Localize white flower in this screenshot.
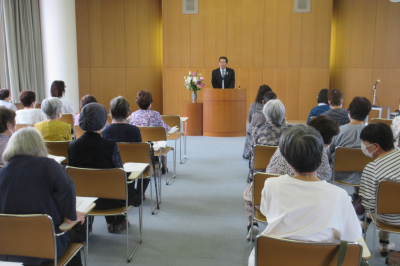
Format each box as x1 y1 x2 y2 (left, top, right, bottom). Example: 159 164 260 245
188 71 191 76
193 77 198 83
185 76 191 83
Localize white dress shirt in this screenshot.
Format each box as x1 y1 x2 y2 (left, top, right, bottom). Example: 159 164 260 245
16 108 46 125
0 100 17 112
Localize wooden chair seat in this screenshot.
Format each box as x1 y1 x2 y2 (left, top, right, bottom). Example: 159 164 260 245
371 213 400 234
167 132 181 140
334 180 360 187
91 206 131 216
42 243 83 266
254 207 266 222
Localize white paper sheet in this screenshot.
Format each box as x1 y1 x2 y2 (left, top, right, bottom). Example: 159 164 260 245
47 154 66 164
76 197 97 213
123 163 148 173
0 262 24 265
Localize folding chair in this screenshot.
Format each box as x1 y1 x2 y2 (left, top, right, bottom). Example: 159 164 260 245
74 124 85 139
139 126 176 185
45 141 71 164
333 147 374 186
59 114 74 133
370 118 393 127
14 103 24 110
370 180 400 266
107 114 112 125
249 172 279 250
117 142 161 214
161 115 186 164
255 235 362 266
252 145 278 179
0 214 85 266
66 167 142 262
16 124 33 131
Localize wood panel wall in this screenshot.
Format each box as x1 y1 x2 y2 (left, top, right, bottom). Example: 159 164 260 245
162 0 333 120
75 0 163 113
330 0 400 114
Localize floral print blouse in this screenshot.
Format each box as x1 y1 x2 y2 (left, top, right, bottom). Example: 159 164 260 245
391 116 400 147
129 109 171 131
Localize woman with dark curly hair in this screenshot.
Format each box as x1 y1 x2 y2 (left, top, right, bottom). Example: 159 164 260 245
243 84 272 159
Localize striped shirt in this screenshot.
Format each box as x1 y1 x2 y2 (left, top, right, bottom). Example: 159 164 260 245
34 120 72 141
359 149 400 225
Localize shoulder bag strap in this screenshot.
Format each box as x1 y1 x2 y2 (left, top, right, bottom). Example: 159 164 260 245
337 241 348 266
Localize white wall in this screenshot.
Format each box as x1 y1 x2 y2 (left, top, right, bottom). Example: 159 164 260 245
40 0 79 112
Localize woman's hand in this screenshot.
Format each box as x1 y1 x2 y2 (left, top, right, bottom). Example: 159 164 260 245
64 211 86 225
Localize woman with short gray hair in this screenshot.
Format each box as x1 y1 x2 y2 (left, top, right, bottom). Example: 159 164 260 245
34 98 72 141
248 99 290 181
247 124 361 266
0 127 85 265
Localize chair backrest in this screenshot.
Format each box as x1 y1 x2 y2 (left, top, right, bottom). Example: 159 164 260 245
45 141 70 164
36 103 41 109
161 115 180 128
253 145 278 170
376 180 400 215
74 124 85 139
370 118 393 127
255 235 362 266
334 147 374 172
66 167 127 200
138 126 167 142
253 172 280 207
117 142 152 177
107 114 112 125
16 124 34 131
15 103 24 110
0 214 56 260
59 113 74 131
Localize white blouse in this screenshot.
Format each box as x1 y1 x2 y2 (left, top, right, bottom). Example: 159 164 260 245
16 109 46 125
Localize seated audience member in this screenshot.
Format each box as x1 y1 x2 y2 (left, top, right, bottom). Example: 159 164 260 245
248 99 291 181
244 116 339 240
321 89 350 125
102 96 147 199
0 127 85 266
68 103 141 233
51 80 76 120
307 88 330 123
359 123 400 257
327 97 371 198
250 91 277 129
0 107 16 164
243 85 272 159
16 90 45 125
35 98 72 141
0 88 17 111
74 94 97 125
130 90 170 174
248 125 361 266
391 116 400 147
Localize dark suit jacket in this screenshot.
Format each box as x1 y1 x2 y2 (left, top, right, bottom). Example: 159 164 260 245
212 67 235 88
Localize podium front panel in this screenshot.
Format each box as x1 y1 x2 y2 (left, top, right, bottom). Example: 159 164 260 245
203 89 246 137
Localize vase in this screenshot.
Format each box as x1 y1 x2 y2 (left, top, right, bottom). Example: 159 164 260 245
192 92 197 103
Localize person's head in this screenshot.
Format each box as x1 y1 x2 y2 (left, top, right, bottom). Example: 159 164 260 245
79 103 108 132
219 56 228 70
262 91 277 105
0 89 11 101
255 85 272 103
41 98 63 119
317 88 329 104
279 124 324 173
50 80 66 98
360 123 395 158
263 99 285 125
327 89 343 107
80 95 97 110
308 116 340 146
2 127 48 164
136 90 153 110
0 107 16 134
19 90 36 107
347 97 371 121
110 96 131 122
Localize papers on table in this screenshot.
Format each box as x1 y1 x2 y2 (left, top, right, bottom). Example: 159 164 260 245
180 117 189 122
167 126 178 135
76 197 97 213
358 237 371 259
123 163 148 173
48 154 66 164
0 262 23 265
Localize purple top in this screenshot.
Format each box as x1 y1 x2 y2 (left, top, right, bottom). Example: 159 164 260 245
130 109 171 131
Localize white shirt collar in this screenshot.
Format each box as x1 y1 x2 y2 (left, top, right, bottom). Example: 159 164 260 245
318 103 328 106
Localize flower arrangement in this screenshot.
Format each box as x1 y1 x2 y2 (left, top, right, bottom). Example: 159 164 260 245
184 71 205 94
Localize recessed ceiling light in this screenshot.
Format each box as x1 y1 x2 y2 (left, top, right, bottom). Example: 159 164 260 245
390 0 400 2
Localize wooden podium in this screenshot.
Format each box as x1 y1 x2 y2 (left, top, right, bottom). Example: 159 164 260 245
203 88 246 137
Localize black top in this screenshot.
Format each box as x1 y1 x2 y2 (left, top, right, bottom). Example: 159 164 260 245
0 156 76 265
102 123 142 143
211 67 235 88
68 131 116 169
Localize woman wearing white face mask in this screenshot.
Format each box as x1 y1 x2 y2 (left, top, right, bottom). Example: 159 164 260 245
34 98 72 141
0 106 16 164
359 123 400 257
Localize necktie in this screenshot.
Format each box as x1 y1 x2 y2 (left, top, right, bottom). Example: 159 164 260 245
222 69 225 89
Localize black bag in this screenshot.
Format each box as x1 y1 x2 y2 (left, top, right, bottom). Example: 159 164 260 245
352 197 365 215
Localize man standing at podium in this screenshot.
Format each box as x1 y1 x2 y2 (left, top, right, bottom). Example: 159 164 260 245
212 56 235 89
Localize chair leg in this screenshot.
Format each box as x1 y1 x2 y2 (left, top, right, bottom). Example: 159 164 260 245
166 148 177 185
372 219 376 266
126 203 142 262
85 215 89 265
150 176 154 215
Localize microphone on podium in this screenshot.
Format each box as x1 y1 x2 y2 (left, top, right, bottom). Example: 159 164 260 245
372 79 380 107
373 79 380 88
